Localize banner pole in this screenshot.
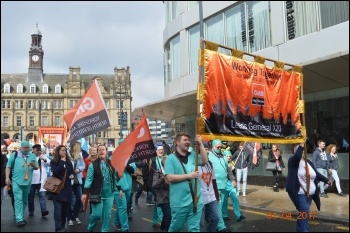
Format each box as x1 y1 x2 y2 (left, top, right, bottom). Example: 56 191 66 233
193 1 205 214
300 75 310 198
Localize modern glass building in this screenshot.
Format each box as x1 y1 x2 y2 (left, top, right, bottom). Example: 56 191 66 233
133 1 348 187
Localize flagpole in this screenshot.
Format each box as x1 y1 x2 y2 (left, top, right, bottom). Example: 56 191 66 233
300 74 310 198
194 1 205 213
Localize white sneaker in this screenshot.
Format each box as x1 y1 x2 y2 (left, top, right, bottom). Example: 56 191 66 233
68 220 74 226
75 218 81 224
243 192 246 197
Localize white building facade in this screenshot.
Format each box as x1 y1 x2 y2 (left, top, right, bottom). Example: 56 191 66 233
134 1 349 182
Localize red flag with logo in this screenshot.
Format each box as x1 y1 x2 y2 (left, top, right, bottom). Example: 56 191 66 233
111 114 157 178
63 79 111 143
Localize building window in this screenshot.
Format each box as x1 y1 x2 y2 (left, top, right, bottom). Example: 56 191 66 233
40 100 46 109
42 84 49 93
30 84 36 93
3 116 8 127
55 84 61 93
42 116 48 126
28 100 37 109
206 13 225 52
55 116 60 126
70 100 78 108
30 116 35 127
246 1 271 52
16 116 22 126
17 84 23 93
226 3 247 52
104 100 109 109
319 1 349 29
4 83 10 93
15 100 24 109
285 1 318 40
53 100 62 109
166 35 181 82
116 100 124 109
2 100 11 109
189 25 200 73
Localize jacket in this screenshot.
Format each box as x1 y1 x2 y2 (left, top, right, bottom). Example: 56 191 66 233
70 154 85 185
83 158 116 195
50 159 74 202
268 150 285 168
152 170 169 205
312 148 329 169
232 149 252 169
327 154 339 170
286 146 329 211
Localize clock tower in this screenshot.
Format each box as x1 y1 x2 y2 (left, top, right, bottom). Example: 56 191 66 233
28 23 44 83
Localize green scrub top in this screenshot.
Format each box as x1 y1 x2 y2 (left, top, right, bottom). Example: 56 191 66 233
208 151 228 190
6 151 38 186
164 152 202 208
85 162 116 198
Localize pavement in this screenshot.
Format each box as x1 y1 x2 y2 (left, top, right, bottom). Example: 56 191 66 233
236 185 349 225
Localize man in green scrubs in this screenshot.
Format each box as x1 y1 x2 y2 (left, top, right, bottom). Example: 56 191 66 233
164 133 208 232
5 141 39 227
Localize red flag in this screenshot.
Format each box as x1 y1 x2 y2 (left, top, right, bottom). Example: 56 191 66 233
111 114 156 178
64 79 111 143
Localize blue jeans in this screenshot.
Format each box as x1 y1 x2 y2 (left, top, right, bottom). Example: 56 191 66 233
28 183 47 214
67 184 82 220
158 203 171 231
53 200 69 232
316 168 328 193
296 194 313 232
146 191 154 203
236 167 248 194
200 200 220 232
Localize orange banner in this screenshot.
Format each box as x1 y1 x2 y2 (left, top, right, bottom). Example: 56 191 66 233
200 49 304 143
37 127 67 147
111 114 156 178
64 79 111 143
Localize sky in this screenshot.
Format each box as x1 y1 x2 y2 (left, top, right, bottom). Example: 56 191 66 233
1 1 165 110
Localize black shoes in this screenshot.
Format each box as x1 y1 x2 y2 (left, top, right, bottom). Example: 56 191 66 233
237 215 246 221
17 220 26 227
42 210 49 217
338 192 346 197
273 185 279 192
223 217 230 221
29 212 34 216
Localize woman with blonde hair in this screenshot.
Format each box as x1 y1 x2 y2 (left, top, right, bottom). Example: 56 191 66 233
326 144 345 197
67 141 85 226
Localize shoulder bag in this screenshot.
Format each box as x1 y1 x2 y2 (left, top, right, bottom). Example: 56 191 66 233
43 170 67 194
265 161 277 171
89 194 101 203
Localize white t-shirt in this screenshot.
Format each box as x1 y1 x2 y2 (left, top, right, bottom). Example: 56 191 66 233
298 160 316 195
198 163 217 204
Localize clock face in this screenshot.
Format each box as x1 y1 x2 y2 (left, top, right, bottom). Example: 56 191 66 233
32 55 39 62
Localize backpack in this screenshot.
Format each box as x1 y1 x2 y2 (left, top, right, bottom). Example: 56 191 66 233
8 151 18 196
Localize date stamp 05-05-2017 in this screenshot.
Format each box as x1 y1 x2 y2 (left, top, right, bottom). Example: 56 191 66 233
266 211 318 220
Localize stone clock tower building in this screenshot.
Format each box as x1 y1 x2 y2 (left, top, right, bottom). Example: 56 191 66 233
28 23 44 83
1 24 133 146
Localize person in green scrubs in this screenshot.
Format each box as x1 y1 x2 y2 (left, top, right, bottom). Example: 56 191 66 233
81 145 117 232
164 132 208 232
5 141 39 227
208 139 234 232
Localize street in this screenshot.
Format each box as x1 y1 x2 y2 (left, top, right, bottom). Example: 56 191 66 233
1 193 348 232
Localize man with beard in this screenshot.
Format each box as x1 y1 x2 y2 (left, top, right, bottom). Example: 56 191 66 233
164 132 207 232
5 141 39 227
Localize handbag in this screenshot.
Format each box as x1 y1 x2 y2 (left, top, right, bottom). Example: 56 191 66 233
43 170 66 194
89 194 101 203
265 161 277 171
